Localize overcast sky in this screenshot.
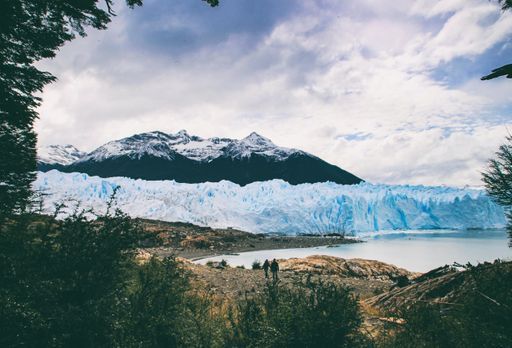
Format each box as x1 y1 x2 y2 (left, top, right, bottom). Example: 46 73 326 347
35 0 512 187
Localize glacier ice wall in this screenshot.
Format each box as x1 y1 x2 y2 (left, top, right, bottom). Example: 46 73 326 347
34 170 506 235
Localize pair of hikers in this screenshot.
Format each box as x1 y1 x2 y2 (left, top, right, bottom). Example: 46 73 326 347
262 259 279 281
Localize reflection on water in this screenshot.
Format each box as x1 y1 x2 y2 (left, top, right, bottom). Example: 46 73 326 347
196 229 511 272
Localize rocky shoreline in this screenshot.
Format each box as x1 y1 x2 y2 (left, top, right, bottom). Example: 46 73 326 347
138 218 360 260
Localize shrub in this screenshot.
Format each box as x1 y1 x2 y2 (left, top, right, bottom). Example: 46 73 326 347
0 211 225 347
226 280 369 347
379 303 462 348
252 260 262 270
0 209 141 347
205 259 228 269
379 261 512 348
120 256 225 347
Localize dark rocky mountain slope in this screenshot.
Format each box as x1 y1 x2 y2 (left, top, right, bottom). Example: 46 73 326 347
38 130 362 185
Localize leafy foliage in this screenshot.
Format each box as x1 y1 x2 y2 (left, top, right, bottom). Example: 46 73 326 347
0 210 226 347
0 209 141 347
252 260 262 270
481 1 512 80
455 261 512 347
227 280 369 348
380 261 512 348
379 304 463 348
0 0 130 218
120 256 226 347
121 256 190 347
0 123 37 219
483 135 512 246
499 0 512 10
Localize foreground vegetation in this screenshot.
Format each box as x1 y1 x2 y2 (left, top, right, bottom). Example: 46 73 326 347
379 260 512 348
0 211 366 347
1 211 511 347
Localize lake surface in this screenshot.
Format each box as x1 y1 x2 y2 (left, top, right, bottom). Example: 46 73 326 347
196 229 511 272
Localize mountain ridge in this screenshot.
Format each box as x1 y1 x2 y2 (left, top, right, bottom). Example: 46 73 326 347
38 144 86 165
37 130 362 186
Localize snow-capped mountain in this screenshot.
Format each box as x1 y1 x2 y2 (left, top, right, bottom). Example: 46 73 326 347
38 130 362 185
38 145 86 166
35 171 506 234
76 130 304 163
220 132 300 160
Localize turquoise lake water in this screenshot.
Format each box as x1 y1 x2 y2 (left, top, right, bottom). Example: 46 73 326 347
196 230 511 272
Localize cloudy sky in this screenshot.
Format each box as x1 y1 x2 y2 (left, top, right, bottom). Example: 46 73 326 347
35 0 512 187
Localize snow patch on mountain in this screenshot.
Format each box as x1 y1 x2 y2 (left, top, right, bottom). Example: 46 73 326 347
34 171 506 235
75 130 303 163
223 132 304 159
38 145 86 165
77 131 178 162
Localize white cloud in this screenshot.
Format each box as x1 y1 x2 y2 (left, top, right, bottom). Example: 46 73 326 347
35 0 512 186
410 0 480 18
422 4 512 66
329 125 511 186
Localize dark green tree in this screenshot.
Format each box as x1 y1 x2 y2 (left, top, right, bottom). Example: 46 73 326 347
481 0 512 80
499 0 512 10
0 0 218 220
483 135 512 246
0 0 130 218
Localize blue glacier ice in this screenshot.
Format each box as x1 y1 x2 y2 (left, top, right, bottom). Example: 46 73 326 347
34 170 506 235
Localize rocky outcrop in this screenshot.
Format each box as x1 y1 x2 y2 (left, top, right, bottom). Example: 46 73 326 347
279 255 418 282
364 260 512 310
169 255 420 300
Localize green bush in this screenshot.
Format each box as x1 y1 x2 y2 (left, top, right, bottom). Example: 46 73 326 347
0 210 141 347
379 304 462 348
252 260 262 270
0 211 225 347
121 256 190 346
379 261 512 348
226 280 369 348
120 256 225 347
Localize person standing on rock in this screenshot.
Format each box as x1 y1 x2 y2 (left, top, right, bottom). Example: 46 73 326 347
263 259 270 278
270 259 279 282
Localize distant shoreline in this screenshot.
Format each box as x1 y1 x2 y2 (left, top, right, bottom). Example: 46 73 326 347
149 234 361 260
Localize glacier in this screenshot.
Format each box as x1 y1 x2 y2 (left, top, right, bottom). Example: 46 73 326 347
34 170 506 235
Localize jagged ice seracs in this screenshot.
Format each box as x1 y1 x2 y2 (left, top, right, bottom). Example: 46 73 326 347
34 170 506 235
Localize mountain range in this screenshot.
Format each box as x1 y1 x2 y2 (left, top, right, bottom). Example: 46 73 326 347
37 130 362 185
